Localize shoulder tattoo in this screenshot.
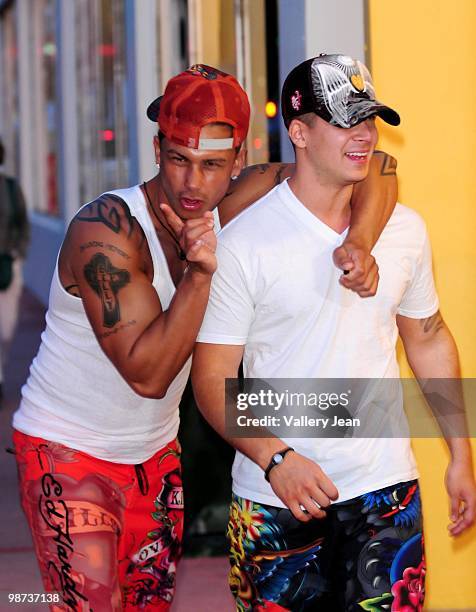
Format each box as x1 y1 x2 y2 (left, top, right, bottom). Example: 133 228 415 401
76 194 135 237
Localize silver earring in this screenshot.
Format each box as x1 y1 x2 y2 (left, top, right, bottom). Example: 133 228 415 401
156 163 160 170
231 175 238 181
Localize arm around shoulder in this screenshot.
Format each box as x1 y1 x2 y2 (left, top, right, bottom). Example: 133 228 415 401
218 162 294 225
349 150 398 250
333 151 398 297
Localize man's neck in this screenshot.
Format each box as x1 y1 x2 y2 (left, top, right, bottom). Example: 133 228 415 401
143 175 175 240
288 166 353 234
144 175 170 222
142 175 188 270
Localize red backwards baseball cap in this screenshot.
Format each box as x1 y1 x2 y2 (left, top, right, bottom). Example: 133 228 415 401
147 64 251 150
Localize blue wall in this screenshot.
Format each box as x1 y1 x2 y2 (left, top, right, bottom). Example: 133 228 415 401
24 214 65 305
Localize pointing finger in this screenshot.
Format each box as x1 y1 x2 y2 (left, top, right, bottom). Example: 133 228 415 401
159 203 184 237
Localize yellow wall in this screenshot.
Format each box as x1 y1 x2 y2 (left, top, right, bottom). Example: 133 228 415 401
197 0 236 74
369 1 476 608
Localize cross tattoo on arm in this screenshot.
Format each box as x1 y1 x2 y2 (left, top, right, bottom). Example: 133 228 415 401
84 253 130 328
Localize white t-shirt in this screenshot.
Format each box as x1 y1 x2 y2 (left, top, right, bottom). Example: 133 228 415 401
197 179 439 505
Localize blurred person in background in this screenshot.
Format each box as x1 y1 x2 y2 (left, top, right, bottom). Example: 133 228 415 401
11 64 398 610
0 137 30 402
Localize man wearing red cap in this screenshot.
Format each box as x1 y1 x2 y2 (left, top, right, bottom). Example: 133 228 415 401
12 64 399 609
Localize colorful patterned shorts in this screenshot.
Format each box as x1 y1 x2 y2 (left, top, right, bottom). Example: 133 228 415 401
13 430 184 611
228 480 424 611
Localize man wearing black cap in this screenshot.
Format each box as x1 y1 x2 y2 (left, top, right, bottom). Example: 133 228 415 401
12 63 401 609
193 54 476 610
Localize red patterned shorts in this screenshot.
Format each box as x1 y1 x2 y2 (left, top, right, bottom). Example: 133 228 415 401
13 430 184 611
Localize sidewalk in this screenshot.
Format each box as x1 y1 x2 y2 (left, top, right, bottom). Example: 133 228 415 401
0 289 234 611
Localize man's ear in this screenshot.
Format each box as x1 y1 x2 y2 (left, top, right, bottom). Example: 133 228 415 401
153 135 161 166
288 119 307 150
231 146 247 179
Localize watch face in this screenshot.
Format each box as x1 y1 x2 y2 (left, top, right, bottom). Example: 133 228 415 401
273 453 284 464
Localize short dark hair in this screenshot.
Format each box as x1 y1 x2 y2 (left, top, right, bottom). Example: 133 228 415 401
0 138 4 166
290 112 317 128
287 112 317 151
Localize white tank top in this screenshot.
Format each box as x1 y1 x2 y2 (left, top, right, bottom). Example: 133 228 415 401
213 206 222 232
13 185 191 464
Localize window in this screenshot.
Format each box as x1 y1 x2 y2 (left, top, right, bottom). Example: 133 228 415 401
189 0 279 163
76 0 129 205
29 0 59 215
156 0 189 89
0 4 19 176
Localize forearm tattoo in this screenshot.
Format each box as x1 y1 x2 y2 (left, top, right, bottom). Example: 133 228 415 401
76 195 134 237
420 311 444 335
84 253 130 328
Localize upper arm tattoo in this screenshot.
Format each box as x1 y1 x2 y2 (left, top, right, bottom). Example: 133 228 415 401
221 164 273 201
247 163 288 184
375 151 397 176
419 311 444 335
84 253 130 328
273 164 289 186
76 195 135 238
80 241 131 260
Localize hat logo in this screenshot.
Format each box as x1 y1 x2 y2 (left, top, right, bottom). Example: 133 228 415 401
187 64 217 80
291 90 302 111
350 74 364 92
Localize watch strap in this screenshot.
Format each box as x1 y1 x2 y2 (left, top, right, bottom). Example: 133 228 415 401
264 447 295 482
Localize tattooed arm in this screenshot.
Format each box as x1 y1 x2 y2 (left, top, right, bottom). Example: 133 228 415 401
217 162 294 226
397 311 476 536
349 150 397 250
333 151 398 296
60 195 216 398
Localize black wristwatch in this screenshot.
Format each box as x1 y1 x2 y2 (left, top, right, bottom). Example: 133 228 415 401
264 447 295 482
